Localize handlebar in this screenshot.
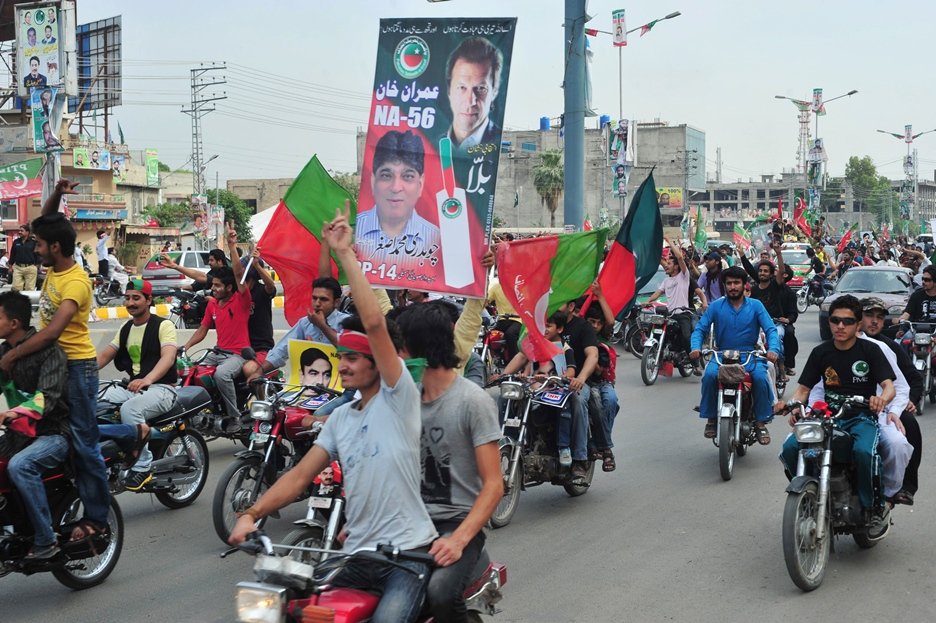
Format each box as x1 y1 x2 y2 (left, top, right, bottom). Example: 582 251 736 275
702 349 769 367
779 395 870 420
484 373 571 389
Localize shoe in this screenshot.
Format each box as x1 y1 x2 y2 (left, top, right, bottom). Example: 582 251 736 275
122 470 153 491
558 447 572 468
888 489 915 506
692 364 703 377
25 543 60 560
571 461 588 482
785 366 796 376
704 419 716 439
755 422 771 445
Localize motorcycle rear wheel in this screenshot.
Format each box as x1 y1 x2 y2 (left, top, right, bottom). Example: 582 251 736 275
153 430 210 509
782 483 829 591
796 289 808 314
640 342 660 386
490 446 521 529
212 455 270 544
282 526 330 564
563 460 594 497
52 494 124 590
627 325 647 359
718 411 736 481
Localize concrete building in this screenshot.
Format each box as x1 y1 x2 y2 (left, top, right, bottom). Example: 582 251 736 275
226 178 294 212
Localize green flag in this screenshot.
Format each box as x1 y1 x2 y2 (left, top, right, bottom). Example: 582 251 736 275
694 204 707 247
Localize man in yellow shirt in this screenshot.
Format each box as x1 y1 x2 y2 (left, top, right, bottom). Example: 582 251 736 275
0 180 111 541
486 277 521 361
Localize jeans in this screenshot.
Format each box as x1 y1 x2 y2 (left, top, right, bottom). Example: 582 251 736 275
67 359 111 527
589 381 619 449
98 424 141 455
8 435 70 547
699 359 773 423
774 322 786 361
203 352 246 419
426 519 485 623
780 412 881 510
557 390 589 460
331 555 431 623
101 384 177 472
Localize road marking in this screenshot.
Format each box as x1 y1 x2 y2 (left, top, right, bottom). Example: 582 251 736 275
91 296 285 320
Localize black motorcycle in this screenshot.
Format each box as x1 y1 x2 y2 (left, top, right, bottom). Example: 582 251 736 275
779 396 893 592
640 306 695 385
165 289 208 330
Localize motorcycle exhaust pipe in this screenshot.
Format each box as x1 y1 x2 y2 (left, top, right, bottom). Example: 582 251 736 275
215 416 242 434
190 413 213 432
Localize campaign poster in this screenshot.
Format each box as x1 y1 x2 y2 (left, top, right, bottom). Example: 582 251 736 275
72 147 90 168
0 158 44 200
112 155 127 182
656 187 683 209
76 147 110 171
612 9 627 47
356 18 517 298
207 203 225 242
15 4 63 97
29 86 62 152
190 194 209 239
145 149 160 186
611 161 630 198
286 340 343 410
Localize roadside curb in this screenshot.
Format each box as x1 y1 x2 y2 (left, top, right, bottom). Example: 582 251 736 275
91 295 285 320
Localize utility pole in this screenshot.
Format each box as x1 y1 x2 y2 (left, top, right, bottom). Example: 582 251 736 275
181 64 226 196
563 0 586 231
715 147 722 183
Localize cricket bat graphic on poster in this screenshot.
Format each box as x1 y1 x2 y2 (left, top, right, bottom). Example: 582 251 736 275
437 137 473 288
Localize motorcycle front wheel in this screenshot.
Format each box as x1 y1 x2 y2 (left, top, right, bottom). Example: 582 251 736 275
718 411 737 481
153 430 210 509
52 494 124 590
640 342 660 386
212 455 271 544
782 483 829 592
281 526 331 564
490 445 521 529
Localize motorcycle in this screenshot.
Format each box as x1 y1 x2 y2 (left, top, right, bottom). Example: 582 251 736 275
795 274 833 313
476 315 513 382
212 377 341 544
0 453 124 589
639 306 696 385
226 532 506 623
780 396 893 592
279 461 345 565
898 321 935 413
166 289 209 330
704 349 768 481
487 375 594 529
92 273 124 307
96 380 212 509
178 347 280 444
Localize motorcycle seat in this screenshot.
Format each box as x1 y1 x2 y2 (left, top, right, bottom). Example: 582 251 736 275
147 386 212 425
470 548 491 580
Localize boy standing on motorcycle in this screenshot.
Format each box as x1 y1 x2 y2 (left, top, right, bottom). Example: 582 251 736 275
690 266 780 443
395 301 502 623
779 295 896 518
644 238 698 373
229 204 438 623
96 278 178 491
0 291 70 560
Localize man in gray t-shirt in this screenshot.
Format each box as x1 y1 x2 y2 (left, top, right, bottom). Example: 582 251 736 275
395 301 503 623
228 206 437 623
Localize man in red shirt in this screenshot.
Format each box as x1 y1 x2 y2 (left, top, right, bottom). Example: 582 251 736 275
182 224 252 421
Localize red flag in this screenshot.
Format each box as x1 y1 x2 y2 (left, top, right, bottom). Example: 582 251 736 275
837 225 858 253
583 218 593 231
793 197 812 237
776 197 783 223
585 28 599 36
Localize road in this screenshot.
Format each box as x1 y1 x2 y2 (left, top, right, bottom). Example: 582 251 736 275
2 308 936 622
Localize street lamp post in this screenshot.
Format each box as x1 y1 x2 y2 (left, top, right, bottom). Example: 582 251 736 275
617 11 681 119
877 125 936 221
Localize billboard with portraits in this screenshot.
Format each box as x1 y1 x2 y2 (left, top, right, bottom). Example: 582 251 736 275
16 3 64 97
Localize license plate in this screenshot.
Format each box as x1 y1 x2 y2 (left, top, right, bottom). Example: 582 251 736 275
308 496 332 509
250 432 269 444
301 394 330 410
723 389 737 396
504 417 521 428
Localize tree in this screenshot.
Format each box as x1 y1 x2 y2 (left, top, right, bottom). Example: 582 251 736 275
844 156 879 213
142 202 193 227
329 171 361 201
157 160 172 172
206 189 253 242
532 149 564 227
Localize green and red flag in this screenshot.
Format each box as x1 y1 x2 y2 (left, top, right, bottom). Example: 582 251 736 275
258 156 356 326
640 19 659 36
837 222 859 253
793 196 812 237
496 229 607 362
0 158 43 200
733 223 751 251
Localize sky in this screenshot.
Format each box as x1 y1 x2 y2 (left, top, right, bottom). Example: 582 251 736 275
68 0 936 189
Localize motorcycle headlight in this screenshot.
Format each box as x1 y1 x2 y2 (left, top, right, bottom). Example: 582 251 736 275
500 381 524 400
794 421 825 443
888 306 904 316
250 401 274 421
235 582 286 623
914 333 932 346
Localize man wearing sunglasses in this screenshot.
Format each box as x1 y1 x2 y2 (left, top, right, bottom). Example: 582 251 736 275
779 295 896 521
894 265 936 326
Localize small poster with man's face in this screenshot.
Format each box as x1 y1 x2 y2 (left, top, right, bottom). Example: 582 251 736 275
286 340 343 410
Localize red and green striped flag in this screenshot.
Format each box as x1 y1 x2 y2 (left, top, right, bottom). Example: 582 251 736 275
258 156 356 326
640 19 659 36
837 222 859 253
0 158 43 200
733 223 751 251
496 229 607 362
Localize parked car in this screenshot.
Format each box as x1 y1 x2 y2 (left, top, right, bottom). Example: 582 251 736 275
141 251 215 291
818 266 914 339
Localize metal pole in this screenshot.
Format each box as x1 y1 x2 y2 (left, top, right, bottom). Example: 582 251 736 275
563 0 586 231
618 46 623 119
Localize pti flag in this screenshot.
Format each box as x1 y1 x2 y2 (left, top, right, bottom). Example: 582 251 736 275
733 223 751 251
0 158 43 200
496 229 607 362
258 156 357 326
357 18 517 298
837 222 859 253
793 196 812 237
596 171 663 316
694 204 707 247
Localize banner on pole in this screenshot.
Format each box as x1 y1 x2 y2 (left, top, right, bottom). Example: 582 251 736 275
612 9 627 47
356 18 517 297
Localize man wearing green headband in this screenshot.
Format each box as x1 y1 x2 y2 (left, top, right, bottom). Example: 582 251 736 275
97 277 178 491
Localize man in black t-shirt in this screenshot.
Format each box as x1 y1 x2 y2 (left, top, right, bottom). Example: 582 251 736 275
896 265 936 325
779 295 896 514
240 253 276 356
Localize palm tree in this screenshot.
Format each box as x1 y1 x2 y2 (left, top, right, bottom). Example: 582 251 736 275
532 149 564 227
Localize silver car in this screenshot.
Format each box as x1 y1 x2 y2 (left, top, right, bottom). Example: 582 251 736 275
141 251 214 291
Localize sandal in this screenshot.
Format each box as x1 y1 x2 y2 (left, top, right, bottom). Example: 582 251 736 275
755 423 771 445
704 419 716 439
601 450 616 472
889 489 914 506
68 518 109 543
126 423 152 468
588 449 604 462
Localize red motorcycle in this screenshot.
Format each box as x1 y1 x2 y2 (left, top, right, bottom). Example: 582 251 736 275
0 453 124 589
476 315 513 383
211 378 341 544
227 532 506 623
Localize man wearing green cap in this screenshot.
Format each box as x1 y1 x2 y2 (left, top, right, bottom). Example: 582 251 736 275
97 277 178 491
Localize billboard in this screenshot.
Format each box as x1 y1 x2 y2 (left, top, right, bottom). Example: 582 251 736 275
0 159 44 200
15 3 65 97
656 187 683 209
30 86 63 152
145 149 159 186
72 146 110 170
111 154 127 182
68 16 122 113
356 18 517 298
